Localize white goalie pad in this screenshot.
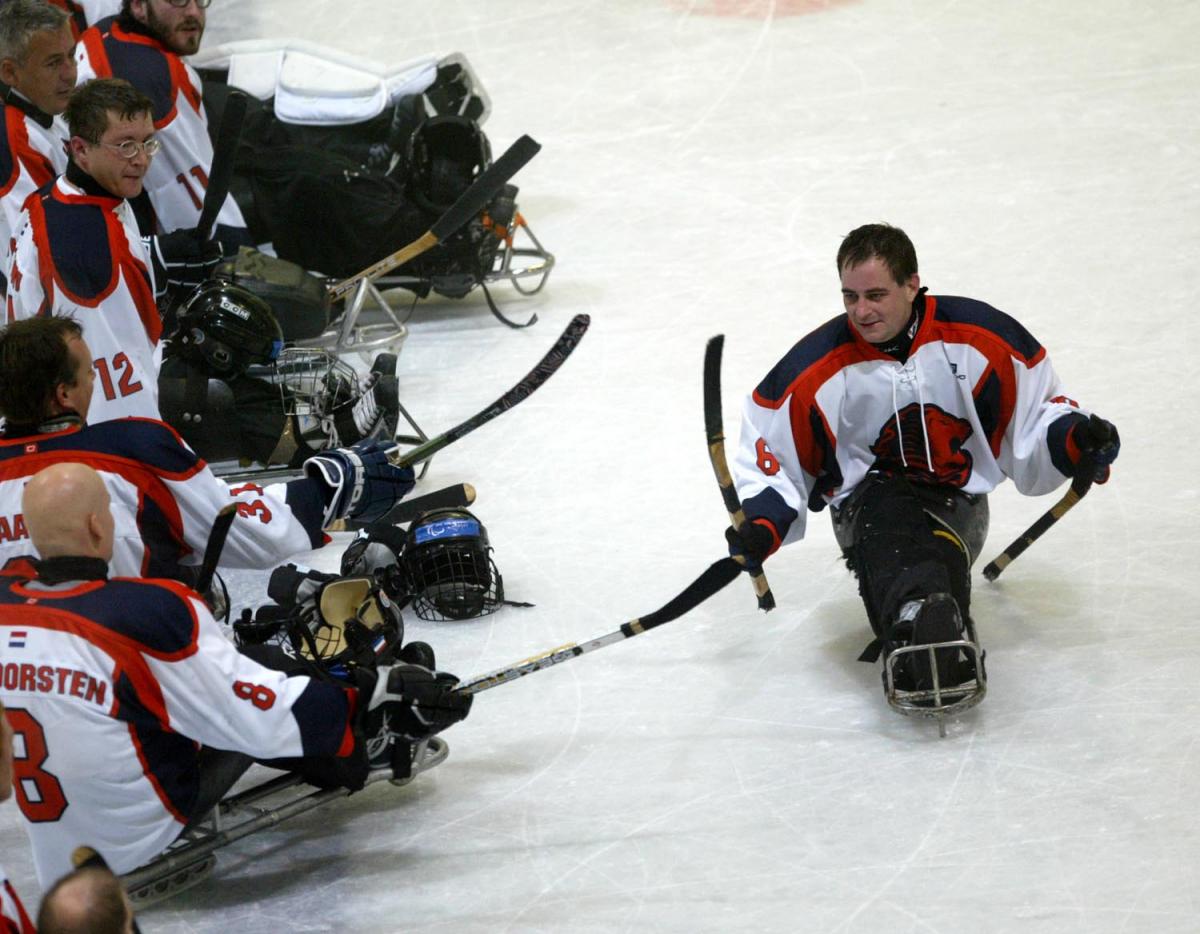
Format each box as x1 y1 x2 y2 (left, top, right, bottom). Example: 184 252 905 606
192 41 488 127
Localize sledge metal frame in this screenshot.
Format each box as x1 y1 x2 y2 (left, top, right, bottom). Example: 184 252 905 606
883 623 987 738
296 207 556 360
122 736 449 906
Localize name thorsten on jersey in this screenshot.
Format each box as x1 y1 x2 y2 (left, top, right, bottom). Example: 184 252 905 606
0 662 109 708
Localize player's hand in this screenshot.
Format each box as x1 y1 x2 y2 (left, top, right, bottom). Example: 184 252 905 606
367 663 473 740
725 519 776 572
153 228 223 288
1071 414 1120 484
304 439 416 524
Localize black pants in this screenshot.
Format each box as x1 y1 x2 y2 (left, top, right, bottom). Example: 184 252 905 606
831 473 988 639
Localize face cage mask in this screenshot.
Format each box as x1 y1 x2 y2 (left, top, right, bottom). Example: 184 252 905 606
249 348 391 454
404 542 505 622
285 577 402 677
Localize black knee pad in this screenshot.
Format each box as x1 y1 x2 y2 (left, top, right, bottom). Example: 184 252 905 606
841 476 974 634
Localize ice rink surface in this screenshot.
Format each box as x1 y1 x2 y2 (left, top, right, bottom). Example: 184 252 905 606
4 0 1200 930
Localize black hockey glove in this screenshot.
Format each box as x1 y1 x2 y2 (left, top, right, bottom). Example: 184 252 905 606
725 519 777 572
366 663 473 741
151 228 223 291
1071 414 1120 484
304 439 416 526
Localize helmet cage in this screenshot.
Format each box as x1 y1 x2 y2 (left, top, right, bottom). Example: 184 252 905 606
402 509 504 621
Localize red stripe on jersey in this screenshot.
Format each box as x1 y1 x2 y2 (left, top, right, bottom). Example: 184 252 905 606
0 450 190 560
751 342 862 479
124 719 190 826
1 879 35 934
1 109 56 199
80 27 112 78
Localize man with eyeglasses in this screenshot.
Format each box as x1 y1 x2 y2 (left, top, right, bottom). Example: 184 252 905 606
5 76 217 423
75 0 251 246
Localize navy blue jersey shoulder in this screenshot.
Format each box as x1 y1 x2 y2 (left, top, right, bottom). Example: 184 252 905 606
40 190 114 299
0 577 196 653
755 314 856 403
0 420 200 474
933 294 1043 361
101 30 175 123
0 106 16 187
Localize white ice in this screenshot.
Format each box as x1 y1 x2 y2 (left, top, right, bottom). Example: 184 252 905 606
4 0 1200 931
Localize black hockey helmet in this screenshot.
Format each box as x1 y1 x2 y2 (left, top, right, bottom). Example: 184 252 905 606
401 507 503 621
171 280 284 378
406 114 492 215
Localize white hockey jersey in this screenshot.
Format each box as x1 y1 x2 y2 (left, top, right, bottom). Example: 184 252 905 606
5 174 163 424
732 293 1096 548
0 96 69 276
76 17 246 235
0 418 331 580
0 572 358 885
0 867 34 934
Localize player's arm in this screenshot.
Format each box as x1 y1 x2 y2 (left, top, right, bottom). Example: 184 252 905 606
144 588 357 760
727 391 809 561
1000 354 1120 494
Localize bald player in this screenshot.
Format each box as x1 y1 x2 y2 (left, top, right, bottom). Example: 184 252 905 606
0 463 469 885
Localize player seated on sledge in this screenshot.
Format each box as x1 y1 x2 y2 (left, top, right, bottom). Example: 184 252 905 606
0 461 472 888
0 315 414 593
725 223 1120 723
74 0 550 327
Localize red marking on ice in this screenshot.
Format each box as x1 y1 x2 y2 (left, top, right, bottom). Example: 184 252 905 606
669 0 856 17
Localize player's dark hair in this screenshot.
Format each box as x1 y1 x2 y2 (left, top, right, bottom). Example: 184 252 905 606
837 223 918 285
0 316 84 426
0 0 69 64
65 78 153 144
36 866 132 934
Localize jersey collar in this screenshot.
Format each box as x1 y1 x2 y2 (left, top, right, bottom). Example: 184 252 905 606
2 87 55 130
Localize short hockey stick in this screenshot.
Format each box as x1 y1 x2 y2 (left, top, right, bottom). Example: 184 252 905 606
327 481 476 532
328 134 541 302
455 557 743 695
71 846 145 933
983 458 1095 581
704 335 775 611
194 503 237 597
196 89 247 241
390 313 589 469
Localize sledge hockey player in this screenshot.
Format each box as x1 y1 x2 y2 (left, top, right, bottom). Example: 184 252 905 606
0 701 36 934
0 0 75 279
725 223 1120 722
5 76 221 424
0 314 416 585
74 0 251 246
0 461 472 887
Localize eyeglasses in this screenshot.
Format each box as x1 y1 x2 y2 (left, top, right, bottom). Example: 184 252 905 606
96 138 162 159
164 0 213 7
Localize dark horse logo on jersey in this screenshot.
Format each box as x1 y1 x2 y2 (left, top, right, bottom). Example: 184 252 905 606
870 403 974 487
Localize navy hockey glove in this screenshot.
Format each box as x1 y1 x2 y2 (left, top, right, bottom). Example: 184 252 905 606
151 228 223 291
366 663 473 741
1071 414 1120 484
725 519 777 572
304 439 416 525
